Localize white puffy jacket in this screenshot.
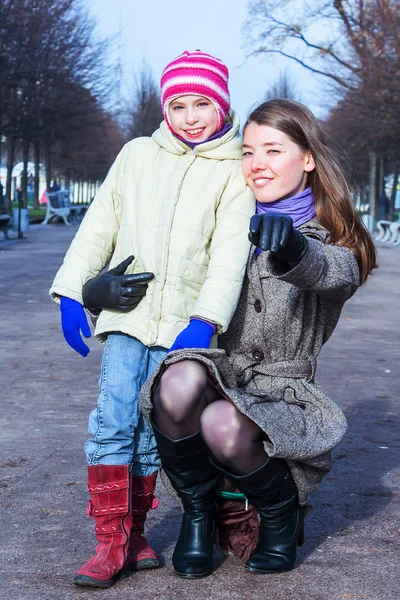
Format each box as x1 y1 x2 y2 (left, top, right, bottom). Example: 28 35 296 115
50 112 255 348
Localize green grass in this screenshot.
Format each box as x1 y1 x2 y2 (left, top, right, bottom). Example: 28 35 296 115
10 202 46 220
29 208 46 219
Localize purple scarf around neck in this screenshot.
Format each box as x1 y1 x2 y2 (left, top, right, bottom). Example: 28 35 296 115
254 187 316 257
256 187 316 227
173 122 233 149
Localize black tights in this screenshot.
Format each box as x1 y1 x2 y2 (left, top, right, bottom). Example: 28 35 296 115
152 360 268 475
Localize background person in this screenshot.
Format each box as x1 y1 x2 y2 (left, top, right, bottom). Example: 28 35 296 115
49 180 60 192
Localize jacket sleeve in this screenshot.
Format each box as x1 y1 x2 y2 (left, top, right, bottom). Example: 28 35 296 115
49 144 129 304
190 171 255 332
271 237 361 304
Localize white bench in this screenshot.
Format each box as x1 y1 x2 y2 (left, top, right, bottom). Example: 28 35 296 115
42 191 88 225
375 220 400 245
388 221 400 246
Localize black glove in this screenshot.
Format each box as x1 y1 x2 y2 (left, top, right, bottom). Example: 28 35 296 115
82 256 154 313
249 213 308 263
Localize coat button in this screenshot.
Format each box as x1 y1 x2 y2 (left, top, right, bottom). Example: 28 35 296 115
183 270 191 278
252 349 264 361
254 299 262 313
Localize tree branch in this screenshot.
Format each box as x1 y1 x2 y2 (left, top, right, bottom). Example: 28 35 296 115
264 14 360 75
248 48 357 90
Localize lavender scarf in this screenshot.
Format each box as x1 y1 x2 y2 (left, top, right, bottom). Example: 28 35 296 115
256 187 316 226
254 187 316 257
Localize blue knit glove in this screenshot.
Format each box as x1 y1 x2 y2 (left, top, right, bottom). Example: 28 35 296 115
60 297 91 357
169 318 215 352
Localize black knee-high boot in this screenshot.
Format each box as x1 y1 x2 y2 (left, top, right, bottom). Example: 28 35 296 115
210 457 305 574
151 420 219 578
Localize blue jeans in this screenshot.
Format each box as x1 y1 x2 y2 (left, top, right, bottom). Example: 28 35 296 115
85 333 167 475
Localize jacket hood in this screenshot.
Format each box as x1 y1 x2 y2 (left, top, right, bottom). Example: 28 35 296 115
151 110 243 160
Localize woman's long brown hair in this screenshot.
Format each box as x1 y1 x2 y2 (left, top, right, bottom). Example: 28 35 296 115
244 99 377 283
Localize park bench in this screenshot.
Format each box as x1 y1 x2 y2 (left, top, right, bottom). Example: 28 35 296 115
0 213 11 239
42 191 88 226
375 219 400 245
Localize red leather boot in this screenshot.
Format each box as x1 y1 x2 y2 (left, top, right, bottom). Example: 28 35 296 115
73 465 133 588
124 472 160 570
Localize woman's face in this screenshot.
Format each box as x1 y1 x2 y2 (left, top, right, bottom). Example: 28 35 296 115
242 123 315 203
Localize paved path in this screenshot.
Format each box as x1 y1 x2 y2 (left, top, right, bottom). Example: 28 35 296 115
0 225 398 600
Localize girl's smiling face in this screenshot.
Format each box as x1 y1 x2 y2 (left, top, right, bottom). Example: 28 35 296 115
242 122 315 203
168 95 219 143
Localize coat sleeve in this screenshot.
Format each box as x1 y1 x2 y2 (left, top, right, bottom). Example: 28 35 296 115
49 144 129 304
190 171 255 332
271 237 361 304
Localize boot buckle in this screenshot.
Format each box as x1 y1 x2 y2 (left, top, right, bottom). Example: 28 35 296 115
86 499 94 518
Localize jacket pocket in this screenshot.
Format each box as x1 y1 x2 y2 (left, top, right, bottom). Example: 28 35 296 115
170 257 208 318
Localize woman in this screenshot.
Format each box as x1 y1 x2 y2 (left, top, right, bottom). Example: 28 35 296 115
140 99 377 578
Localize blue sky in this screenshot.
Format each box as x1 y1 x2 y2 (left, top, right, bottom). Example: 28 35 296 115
88 0 330 127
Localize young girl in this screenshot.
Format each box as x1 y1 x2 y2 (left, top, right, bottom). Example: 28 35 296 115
140 99 377 578
49 50 255 588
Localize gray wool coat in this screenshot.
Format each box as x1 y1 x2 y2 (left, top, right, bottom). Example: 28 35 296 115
140 219 361 506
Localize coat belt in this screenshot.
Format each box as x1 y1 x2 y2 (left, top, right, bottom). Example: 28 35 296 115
252 357 316 382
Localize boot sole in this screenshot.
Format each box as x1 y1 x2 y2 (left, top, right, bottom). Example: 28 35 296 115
73 569 133 588
73 574 114 589
244 564 294 575
174 570 212 579
128 558 160 571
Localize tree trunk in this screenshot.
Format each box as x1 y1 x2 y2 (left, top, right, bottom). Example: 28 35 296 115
45 143 51 191
368 150 377 225
377 156 388 220
34 140 40 210
0 130 3 210
90 181 96 202
5 136 15 214
85 180 90 204
22 137 29 209
388 162 399 221
377 157 383 219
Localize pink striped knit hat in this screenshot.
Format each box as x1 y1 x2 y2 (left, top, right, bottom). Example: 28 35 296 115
160 49 230 132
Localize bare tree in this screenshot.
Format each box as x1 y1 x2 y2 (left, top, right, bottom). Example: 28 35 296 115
244 0 399 91
0 0 115 211
324 82 399 219
58 88 125 184
244 0 400 219
124 61 163 140
264 70 301 101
